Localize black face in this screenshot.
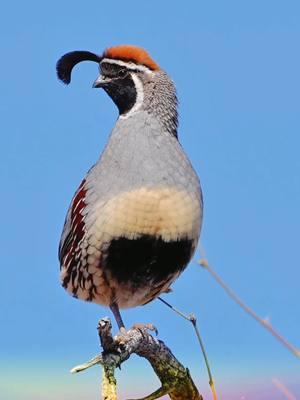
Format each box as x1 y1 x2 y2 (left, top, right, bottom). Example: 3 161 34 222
99 62 137 115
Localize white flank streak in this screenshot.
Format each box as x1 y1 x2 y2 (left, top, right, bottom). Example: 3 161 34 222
72 198 85 213
120 73 144 119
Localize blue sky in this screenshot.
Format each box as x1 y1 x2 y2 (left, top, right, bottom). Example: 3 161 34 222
0 1 299 399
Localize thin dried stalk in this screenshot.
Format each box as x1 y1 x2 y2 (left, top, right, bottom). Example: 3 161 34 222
272 378 297 400
198 256 300 358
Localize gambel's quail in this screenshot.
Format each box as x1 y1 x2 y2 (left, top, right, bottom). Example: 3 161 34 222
57 45 203 328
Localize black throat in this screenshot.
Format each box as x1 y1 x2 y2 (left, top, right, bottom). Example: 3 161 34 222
103 75 137 115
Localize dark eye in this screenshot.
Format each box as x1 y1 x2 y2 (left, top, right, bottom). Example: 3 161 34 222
118 69 127 78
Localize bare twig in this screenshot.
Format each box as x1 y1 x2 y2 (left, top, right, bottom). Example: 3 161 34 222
198 255 300 358
70 354 103 374
158 297 217 400
71 318 203 400
272 378 297 400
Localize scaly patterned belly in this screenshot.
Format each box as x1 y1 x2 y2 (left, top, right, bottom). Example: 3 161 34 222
60 186 201 308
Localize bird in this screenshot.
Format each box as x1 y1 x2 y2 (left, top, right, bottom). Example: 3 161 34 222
57 45 203 330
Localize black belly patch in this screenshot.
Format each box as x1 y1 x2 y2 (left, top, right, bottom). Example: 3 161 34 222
103 235 194 286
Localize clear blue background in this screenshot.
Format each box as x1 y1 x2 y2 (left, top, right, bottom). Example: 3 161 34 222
0 1 299 399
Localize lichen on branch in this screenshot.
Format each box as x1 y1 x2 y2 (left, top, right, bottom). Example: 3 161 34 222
71 317 203 400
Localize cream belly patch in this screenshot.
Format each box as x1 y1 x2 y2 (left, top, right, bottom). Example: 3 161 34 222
86 186 201 243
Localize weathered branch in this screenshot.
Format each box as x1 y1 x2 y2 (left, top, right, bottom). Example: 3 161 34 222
71 317 203 400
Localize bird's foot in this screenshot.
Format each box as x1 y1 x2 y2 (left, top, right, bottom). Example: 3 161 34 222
131 323 158 336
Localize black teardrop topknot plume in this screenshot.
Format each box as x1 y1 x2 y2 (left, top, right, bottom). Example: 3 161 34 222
56 51 101 84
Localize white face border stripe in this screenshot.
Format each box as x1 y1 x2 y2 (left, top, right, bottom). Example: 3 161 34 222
101 58 154 74
119 73 144 119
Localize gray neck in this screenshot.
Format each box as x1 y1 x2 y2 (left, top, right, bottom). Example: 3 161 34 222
141 70 178 138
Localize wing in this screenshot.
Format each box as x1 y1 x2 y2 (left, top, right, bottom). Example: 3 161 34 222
59 179 87 289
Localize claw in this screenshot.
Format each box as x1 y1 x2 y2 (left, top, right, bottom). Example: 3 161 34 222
132 323 158 336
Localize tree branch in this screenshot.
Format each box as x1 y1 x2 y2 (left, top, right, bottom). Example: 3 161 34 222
71 317 203 400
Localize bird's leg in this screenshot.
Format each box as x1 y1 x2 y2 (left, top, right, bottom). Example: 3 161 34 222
110 302 125 330
158 296 217 400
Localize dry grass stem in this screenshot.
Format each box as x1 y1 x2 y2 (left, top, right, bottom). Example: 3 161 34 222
158 296 217 400
272 378 297 400
198 253 300 358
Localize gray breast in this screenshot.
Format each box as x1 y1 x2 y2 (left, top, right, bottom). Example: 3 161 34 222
86 110 202 202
